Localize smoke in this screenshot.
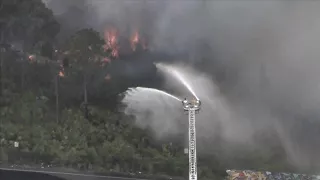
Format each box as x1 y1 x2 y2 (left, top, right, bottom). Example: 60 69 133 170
157 63 255 142
43 0 320 171
122 87 183 139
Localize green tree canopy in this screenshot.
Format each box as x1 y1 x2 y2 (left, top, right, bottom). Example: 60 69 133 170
1 0 59 52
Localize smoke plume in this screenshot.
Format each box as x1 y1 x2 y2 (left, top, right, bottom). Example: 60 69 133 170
43 0 320 171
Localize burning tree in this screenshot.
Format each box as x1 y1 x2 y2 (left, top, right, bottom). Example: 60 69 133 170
103 27 119 59
103 27 148 59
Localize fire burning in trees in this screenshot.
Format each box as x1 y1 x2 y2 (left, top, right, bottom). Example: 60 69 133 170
130 30 147 51
103 27 147 58
103 28 119 58
131 31 139 51
58 70 64 77
28 55 36 62
59 65 65 77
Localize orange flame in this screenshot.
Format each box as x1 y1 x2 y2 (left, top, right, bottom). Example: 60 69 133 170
103 26 148 57
59 71 64 77
130 30 148 51
131 31 140 51
104 28 119 58
28 55 36 62
58 64 65 77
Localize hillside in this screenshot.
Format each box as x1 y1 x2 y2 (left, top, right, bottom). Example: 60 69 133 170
0 1 312 180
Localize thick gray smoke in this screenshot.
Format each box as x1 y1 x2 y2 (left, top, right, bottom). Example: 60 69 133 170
43 0 320 170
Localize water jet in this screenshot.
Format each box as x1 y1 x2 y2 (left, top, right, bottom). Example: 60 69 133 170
155 63 199 100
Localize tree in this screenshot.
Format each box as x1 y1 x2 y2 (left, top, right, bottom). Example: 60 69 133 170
63 28 105 119
0 0 59 51
0 0 59 101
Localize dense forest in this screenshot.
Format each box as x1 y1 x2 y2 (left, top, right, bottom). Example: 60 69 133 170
0 0 310 180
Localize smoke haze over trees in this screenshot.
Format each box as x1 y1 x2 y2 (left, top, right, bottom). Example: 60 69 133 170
43 0 320 171
2 0 320 179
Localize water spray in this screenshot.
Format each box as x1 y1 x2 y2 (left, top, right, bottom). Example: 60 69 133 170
155 63 199 100
122 86 183 138
182 98 201 180
154 63 202 180
127 87 181 101
124 63 203 180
